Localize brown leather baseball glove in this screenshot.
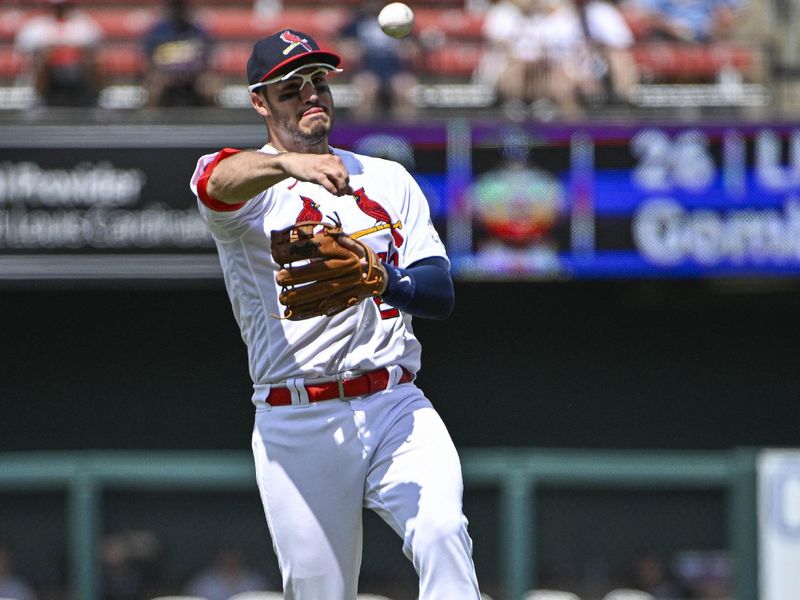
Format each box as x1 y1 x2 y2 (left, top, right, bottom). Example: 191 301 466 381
270 220 388 321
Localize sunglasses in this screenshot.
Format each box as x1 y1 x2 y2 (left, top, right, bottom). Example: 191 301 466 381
248 63 343 93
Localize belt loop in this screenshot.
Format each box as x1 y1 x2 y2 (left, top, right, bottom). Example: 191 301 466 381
386 365 403 388
288 378 309 406
337 375 346 400
254 385 270 407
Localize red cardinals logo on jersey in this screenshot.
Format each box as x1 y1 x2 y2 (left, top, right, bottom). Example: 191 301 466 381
292 190 404 248
295 196 322 223
280 31 312 55
352 188 404 247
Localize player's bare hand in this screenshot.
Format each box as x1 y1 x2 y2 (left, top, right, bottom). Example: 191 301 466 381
279 153 354 196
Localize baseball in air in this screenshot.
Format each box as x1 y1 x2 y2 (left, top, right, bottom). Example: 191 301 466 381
378 2 415 38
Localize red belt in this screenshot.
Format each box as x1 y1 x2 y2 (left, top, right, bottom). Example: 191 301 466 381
266 367 414 406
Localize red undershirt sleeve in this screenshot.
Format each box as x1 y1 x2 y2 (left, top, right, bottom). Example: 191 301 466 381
196 147 246 212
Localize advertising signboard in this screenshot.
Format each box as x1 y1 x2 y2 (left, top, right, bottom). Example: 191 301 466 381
2 121 799 281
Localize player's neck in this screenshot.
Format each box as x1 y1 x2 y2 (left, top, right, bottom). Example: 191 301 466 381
267 136 330 155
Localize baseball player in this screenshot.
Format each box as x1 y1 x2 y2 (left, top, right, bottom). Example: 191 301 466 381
189 29 481 599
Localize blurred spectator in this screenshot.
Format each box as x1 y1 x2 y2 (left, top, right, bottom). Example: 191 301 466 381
620 0 744 42
0 546 37 600
539 0 639 109
14 0 104 107
142 0 220 107
184 545 275 600
479 0 637 119
338 0 419 119
100 530 162 600
252 0 283 18
477 0 541 116
626 552 685 599
673 550 732 600
466 0 494 11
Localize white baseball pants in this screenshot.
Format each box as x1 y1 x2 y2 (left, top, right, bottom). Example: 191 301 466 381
251 382 481 599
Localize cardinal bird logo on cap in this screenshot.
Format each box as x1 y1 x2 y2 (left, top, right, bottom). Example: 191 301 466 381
280 31 312 55
352 188 404 247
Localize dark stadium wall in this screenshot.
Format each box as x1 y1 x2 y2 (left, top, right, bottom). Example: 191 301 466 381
0 281 788 595
1 280 798 452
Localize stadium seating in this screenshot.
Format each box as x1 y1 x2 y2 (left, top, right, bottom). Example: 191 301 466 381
633 42 761 83
0 2 765 80
0 0 771 114
0 47 21 79
413 8 485 39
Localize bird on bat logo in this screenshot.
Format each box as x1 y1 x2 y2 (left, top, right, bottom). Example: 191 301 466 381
280 30 312 55
352 188 404 247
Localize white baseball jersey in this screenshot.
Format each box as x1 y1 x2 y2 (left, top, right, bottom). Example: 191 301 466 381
190 144 448 402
